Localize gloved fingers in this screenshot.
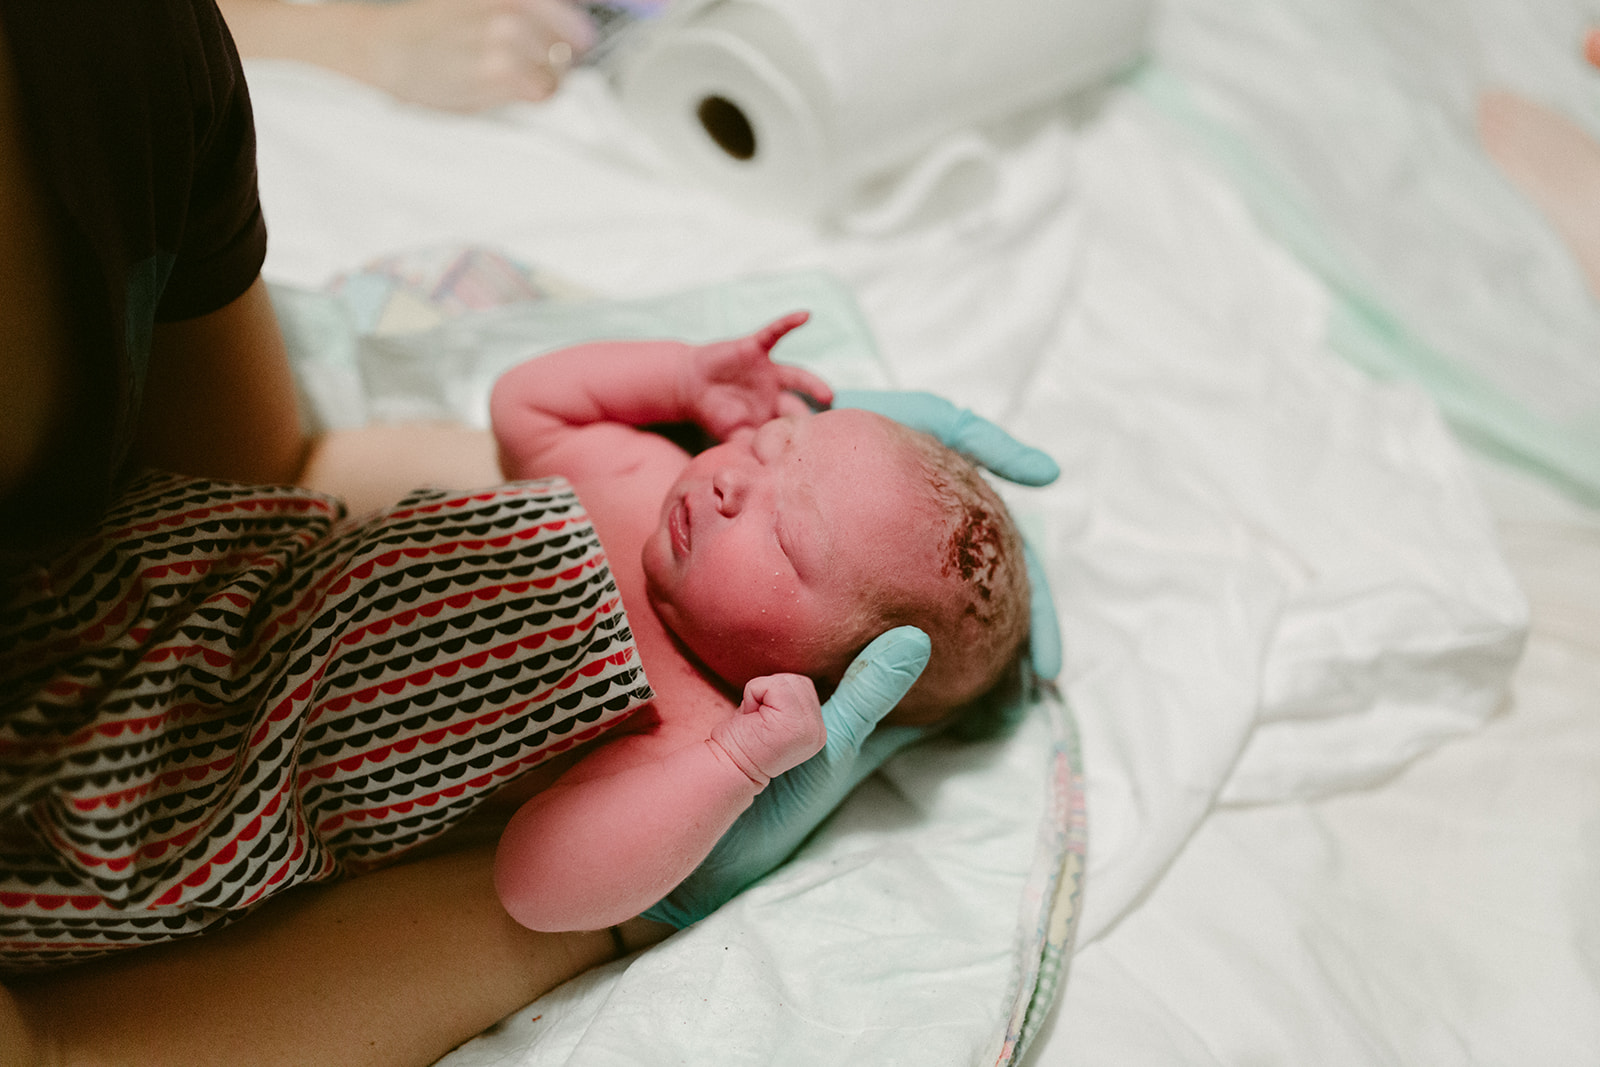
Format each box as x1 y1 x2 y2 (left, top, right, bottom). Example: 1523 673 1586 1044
830 389 1060 487
856 721 928 767
821 626 930 750
944 409 1061 487
641 630 929 930
828 387 941 429
1023 540 1063 679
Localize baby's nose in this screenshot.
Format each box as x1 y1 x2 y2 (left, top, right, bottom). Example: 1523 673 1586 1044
712 467 749 514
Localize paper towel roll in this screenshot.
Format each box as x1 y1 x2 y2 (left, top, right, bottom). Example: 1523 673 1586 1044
614 0 1153 222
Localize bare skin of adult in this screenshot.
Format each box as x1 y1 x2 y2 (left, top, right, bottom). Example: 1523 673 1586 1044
1476 29 1600 300
4 847 667 1067
218 0 596 112
1 18 668 1064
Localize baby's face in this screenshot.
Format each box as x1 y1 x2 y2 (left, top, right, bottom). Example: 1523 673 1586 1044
642 408 947 691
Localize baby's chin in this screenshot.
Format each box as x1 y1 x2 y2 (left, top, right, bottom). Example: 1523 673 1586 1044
637 563 731 680
640 597 790 700
638 518 675 595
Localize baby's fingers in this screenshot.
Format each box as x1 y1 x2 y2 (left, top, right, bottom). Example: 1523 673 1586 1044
748 311 810 355
715 674 826 783
701 392 756 438
775 363 833 411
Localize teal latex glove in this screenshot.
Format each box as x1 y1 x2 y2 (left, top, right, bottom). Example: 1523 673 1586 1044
831 388 1063 679
643 626 931 929
831 388 1060 486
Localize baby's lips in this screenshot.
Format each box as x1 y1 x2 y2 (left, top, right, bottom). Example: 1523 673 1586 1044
669 495 691 558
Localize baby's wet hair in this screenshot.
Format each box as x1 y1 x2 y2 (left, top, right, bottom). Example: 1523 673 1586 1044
875 422 1031 730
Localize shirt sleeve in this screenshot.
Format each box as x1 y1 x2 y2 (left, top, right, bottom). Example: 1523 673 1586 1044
0 0 268 553
153 0 269 323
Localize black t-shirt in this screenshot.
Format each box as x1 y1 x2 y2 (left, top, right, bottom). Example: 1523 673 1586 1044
0 0 268 551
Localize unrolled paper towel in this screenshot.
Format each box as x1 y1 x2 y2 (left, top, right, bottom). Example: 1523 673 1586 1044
614 0 1153 225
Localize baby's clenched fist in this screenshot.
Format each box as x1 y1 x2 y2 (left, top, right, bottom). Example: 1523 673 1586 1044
709 673 827 785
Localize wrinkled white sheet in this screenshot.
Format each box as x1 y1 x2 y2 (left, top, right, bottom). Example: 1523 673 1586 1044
1148 0 1600 500
1039 459 1600 1067
1033 0 1600 1062
244 22 1534 1060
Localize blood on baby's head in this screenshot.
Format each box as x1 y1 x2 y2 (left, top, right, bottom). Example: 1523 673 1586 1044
865 420 1030 731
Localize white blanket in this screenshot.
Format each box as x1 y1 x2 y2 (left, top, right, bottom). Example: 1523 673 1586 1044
1031 1 1600 1061
245 30 1527 1061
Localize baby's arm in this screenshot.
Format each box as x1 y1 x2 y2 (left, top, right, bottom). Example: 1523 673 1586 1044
489 312 831 479
493 675 825 931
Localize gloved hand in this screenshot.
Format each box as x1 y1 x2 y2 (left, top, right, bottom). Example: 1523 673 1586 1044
831 388 1060 486
643 626 931 929
831 388 1063 679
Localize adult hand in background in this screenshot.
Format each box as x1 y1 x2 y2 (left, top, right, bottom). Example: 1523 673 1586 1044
643 627 931 929
222 0 597 112
364 0 597 110
831 388 1063 679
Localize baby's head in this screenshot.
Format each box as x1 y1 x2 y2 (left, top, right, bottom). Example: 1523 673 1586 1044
641 408 1029 729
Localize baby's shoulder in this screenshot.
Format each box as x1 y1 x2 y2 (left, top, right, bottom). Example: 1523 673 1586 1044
557 663 735 786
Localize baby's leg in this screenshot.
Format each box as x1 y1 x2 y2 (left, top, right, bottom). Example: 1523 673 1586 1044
1477 88 1600 299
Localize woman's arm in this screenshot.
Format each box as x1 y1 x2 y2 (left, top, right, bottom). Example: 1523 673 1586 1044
134 277 311 488
136 277 507 513
0 20 76 504
3 845 667 1067
218 0 596 112
494 675 825 931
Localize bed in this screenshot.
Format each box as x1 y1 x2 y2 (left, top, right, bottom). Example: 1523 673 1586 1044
239 0 1600 1062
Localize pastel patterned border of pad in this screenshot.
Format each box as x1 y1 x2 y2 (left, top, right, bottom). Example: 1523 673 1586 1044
992 686 1088 1066
328 246 591 336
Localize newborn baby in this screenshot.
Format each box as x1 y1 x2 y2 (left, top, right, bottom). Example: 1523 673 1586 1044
487 312 1030 931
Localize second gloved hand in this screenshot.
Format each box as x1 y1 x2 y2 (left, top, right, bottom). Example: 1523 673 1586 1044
642 626 931 929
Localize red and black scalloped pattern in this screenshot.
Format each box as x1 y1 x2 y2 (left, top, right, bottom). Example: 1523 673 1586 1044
0 471 652 972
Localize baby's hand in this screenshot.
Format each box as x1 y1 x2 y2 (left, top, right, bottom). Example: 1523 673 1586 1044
683 313 834 439
710 674 827 786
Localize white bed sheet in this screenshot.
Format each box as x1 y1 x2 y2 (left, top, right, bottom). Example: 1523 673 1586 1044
239 3 1587 1057
1022 1 1600 1062
1034 456 1600 1067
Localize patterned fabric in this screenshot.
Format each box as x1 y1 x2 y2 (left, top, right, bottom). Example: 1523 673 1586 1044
0 471 652 972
